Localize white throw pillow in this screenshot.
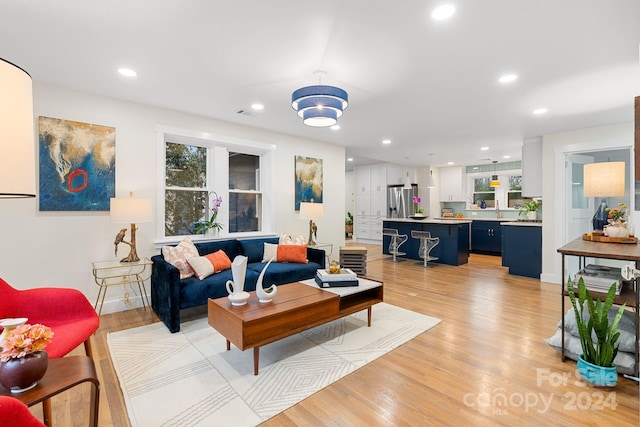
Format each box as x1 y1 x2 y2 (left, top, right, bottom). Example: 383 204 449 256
544 329 635 374
557 306 637 353
187 256 215 280
162 237 199 279
279 233 306 245
263 243 278 262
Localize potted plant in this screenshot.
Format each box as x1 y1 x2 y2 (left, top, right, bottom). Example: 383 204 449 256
0 323 53 393
412 196 424 216
195 191 224 236
566 276 625 386
345 212 353 237
518 200 541 220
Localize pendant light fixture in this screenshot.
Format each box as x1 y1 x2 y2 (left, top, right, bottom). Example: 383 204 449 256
489 160 500 187
291 71 348 127
403 172 413 189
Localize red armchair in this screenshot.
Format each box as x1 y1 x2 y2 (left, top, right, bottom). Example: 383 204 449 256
0 278 99 358
0 396 46 427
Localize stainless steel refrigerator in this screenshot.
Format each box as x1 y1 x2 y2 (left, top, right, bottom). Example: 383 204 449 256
387 184 418 218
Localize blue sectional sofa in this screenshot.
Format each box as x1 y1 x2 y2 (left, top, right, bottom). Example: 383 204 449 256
151 236 325 332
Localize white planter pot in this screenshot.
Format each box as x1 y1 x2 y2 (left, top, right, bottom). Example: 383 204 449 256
527 211 537 220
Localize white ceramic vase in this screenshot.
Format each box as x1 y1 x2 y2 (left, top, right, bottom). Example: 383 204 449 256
256 258 277 303
226 255 249 306
604 221 629 238
527 211 537 220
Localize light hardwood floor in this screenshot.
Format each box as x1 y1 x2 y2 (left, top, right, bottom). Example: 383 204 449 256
36 244 639 426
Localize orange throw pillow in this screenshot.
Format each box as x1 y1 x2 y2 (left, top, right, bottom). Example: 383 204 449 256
276 244 308 263
205 250 232 272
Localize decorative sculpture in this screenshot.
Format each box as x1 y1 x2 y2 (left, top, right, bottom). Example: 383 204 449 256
255 258 277 303
226 255 249 306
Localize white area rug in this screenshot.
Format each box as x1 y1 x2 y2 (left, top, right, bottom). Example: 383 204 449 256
107 303 441 427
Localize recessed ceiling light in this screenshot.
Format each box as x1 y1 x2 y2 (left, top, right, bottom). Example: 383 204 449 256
480 146 489 151
347 157 354 162
382 139 392 145
503 155 511 159
251 103 264 110
117 68 137 77
447 161 454 165
431 4 456 20
533 108 548 115
499 74 518 83
331 125 341 130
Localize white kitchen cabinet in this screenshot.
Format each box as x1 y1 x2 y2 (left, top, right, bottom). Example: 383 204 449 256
439 166 466 201
522 138 542 197
356 193 370 216
386 165 405 186
354 164 387 242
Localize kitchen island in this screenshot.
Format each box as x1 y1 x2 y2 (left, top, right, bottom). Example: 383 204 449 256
501 221 542 278
382 218 471 265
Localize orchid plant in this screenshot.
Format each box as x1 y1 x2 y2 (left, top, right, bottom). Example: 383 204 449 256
412 196 424 214
196 191 224 234
0 324 54 362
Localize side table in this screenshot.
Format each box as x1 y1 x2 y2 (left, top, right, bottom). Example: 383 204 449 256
0 356 100 427
92 257 152 315
310 242 333 265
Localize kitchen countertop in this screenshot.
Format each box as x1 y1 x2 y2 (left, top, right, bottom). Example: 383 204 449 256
384 218 472 224
459 217 517 222
501 221 542 227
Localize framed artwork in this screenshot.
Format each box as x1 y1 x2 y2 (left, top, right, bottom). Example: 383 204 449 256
38 116 116 211
294 155 323 210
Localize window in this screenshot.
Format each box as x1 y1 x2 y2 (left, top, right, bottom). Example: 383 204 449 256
472 177 495 208
164 141 208 236
228 152 261 233
507 175 533 208
160 129 273 240
467 167 531 211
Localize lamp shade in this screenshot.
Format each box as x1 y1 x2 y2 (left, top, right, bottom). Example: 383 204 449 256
110 197 153 223
403 173 412 190
426 170 436 188
291 84 348 128
0 58 35 198
299 202 324 220
583 162 625 197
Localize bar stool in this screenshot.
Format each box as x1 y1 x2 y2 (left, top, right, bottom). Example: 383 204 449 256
383 228 408 262
411 230 439 268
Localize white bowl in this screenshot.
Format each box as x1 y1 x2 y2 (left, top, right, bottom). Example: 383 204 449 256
0 318 28 328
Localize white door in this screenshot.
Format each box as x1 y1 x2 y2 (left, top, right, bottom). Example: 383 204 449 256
566 154 594 241
565 154 594 276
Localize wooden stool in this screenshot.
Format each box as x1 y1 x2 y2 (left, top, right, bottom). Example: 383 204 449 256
340 246 368 275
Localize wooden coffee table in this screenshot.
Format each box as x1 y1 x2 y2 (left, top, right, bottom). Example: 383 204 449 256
208 277 383 375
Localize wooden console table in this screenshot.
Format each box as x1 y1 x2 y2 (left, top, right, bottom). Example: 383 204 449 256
557 237 640 377
0 356 100 427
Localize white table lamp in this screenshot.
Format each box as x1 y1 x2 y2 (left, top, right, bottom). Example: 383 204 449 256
110 192 153 262
299 202 324 246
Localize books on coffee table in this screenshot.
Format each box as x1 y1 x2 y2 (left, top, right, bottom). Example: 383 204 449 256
315 268 358 288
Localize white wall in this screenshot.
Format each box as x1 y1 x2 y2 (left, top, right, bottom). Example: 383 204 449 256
541 121 634 284
0 84 345 313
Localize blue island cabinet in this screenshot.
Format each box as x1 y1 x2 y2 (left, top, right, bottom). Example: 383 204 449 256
501 223 542 278
382 220 470 266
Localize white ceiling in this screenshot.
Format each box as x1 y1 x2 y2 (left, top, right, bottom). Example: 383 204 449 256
2 1 639 169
